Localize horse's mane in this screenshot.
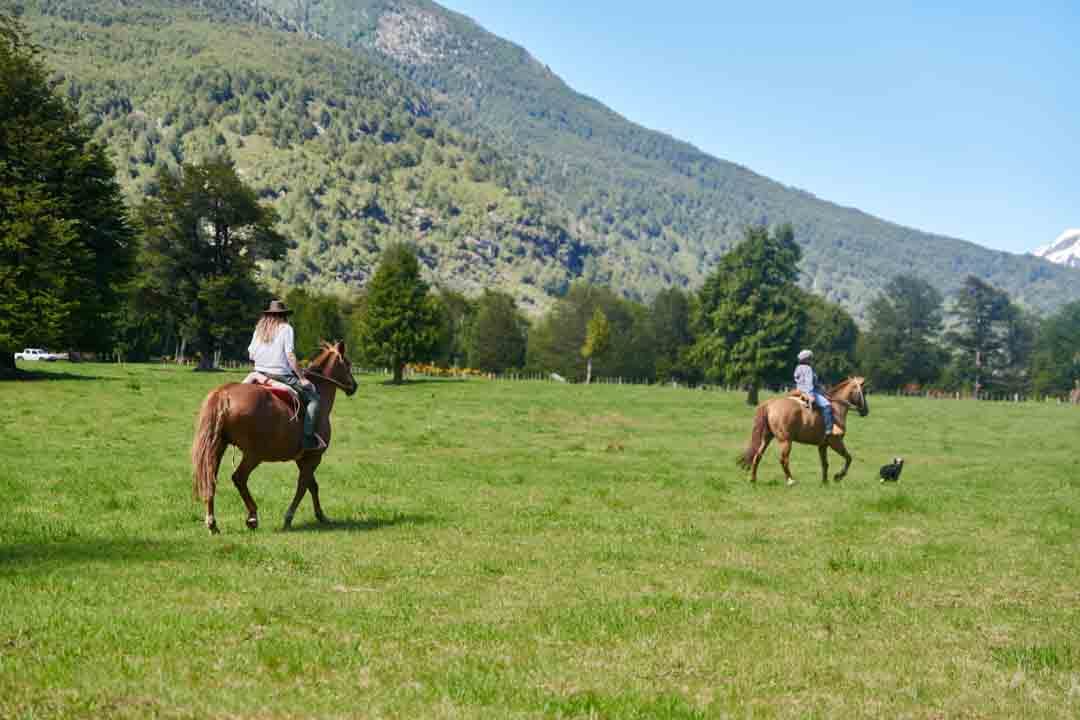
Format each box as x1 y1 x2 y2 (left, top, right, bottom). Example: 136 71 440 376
827 376 861 395
306 342 342 372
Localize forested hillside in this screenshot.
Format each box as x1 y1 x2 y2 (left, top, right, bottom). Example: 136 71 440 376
22 0 587 312
20 0 1080 318
253 0 1080 314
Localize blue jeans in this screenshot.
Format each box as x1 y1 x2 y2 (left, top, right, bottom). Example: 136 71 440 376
267 373 320 441
812 391 833 434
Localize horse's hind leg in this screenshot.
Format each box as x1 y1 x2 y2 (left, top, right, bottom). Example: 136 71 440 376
779 439 795 486
232 456 261 530
750 434 772 484
205 446 226 534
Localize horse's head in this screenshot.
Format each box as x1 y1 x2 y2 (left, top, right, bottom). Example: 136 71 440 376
847 376 869 417
830 376 869 417
307 341 358 397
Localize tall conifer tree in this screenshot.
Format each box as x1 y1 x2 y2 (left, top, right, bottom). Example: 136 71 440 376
357 243 439 383
0 13 133 372
691 224 803 404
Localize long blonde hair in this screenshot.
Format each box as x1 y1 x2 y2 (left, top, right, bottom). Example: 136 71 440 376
254 313 288 344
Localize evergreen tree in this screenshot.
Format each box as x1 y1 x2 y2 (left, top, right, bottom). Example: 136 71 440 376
433 288 475 369
358 243 440 383
285 287 346 360
1031 301 1080 396
800 292 858 383
581 307 611 384
468 290 527 373
691 225 803 404
945 276 1011 395
651 287 699 384
134 156 286 370
857 275 946 390
0 13 134 372
997 306 1038 394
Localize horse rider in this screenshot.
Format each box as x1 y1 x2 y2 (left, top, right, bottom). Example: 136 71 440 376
794 349 838 437
247 299 325 451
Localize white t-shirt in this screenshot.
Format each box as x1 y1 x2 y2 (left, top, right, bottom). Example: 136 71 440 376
248 324 296 377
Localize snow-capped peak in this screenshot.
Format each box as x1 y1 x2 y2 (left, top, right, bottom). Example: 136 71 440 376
1033 229 1080 268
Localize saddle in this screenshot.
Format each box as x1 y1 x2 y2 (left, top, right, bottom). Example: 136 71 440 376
788 389 845 436
788 389 814 411
242 371 301 420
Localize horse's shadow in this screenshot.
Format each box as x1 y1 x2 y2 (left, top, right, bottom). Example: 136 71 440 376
285 512 436 533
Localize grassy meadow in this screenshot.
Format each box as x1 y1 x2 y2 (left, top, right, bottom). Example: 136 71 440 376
2 362 1079 718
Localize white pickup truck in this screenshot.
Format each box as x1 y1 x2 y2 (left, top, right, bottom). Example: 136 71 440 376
15 348 63 361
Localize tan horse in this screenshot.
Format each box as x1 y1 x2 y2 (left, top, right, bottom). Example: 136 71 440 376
191 341 358 534
737 377 869 486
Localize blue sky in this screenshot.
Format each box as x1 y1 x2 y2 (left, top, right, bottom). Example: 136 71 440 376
438 1 1077 255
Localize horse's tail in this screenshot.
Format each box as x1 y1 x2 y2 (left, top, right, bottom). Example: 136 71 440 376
191 388 229 502
736 403 770 469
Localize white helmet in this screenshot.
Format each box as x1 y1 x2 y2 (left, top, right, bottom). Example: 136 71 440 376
798 349 813 362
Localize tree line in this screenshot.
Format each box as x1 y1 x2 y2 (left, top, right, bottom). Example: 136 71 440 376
3 13 1078 399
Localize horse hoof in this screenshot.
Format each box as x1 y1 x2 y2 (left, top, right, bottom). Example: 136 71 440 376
207 524 220 535
316 513 330 525
786 478 796 487
246 516 259 530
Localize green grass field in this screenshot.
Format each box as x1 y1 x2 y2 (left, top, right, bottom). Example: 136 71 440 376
2 362 1079 718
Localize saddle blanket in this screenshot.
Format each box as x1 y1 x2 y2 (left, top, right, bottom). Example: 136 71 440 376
242 371 300 419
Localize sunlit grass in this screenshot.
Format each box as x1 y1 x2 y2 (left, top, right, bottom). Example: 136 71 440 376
1 362 1078 718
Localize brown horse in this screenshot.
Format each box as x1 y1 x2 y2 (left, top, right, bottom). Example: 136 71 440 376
737 377 869 486
191 341 358 534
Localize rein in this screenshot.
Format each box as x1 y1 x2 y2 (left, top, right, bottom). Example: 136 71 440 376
304 368 352 391
831 384 866 413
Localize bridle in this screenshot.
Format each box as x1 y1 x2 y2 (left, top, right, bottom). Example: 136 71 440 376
304 356 357 394
831 380 868 416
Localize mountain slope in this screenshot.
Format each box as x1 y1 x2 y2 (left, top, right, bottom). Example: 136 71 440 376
256 0 1080 315
22 0 587 311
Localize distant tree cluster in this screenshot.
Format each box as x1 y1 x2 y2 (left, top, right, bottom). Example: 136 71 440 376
859 273 1071 398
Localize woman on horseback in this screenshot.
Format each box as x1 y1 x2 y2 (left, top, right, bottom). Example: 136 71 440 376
247 300 325 450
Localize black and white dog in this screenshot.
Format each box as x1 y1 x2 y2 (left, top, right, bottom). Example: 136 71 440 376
879 458 904 483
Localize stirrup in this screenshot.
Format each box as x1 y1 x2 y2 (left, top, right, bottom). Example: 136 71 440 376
304 433 327 451
294 433 327 460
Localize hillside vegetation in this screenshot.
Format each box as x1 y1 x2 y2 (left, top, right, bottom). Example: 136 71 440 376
256 0 1080 314
23 0 587 312
20 0 1080 319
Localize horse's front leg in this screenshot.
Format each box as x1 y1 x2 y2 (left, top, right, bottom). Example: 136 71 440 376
283 468 310 530
231 457 260 530
308 472 329 524
818 444 829 485
830 439 853 482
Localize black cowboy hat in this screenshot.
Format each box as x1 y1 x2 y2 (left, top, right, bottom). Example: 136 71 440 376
262 299 292 315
